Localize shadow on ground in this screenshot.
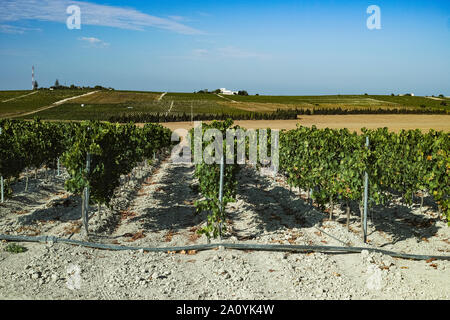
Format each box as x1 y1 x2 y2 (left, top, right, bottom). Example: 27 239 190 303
367 200 440 246
17 194 81 225
228 165 441 245
226 165 325 239
128 163 202 233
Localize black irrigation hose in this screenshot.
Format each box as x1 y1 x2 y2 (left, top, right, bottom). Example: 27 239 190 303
1 234 449 261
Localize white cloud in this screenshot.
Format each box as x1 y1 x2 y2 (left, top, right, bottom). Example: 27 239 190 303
0 0 203 35
0 24 41 34
78 36 109 48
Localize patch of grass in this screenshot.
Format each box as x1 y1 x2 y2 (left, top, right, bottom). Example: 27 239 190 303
19 101 168 120
0 90 31 101
228 94 389 106
4 243 28 254
22 99 247 121
69 91 161 104
367 95 450 110
165 92 224 101
0 89 94 117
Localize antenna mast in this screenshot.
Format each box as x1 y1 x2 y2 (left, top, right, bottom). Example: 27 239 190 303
32 66 35 90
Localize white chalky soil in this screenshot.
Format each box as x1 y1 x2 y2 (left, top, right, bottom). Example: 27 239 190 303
0 152 449 300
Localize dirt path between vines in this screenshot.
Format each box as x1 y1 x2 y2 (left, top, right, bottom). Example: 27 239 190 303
0 153 449 300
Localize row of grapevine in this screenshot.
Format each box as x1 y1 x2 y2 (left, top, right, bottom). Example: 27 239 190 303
280 126 449 225
0 119 71 196
189 119 241 240
108 107 449 124
0 120 173 234
63 121 172 209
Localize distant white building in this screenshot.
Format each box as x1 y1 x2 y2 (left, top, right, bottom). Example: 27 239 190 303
220 88 237 95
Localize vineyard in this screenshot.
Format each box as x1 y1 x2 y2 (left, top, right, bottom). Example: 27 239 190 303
107 106 449 124
280 126 449 226
0 119 449 299
0 119 172 235
2 0 450 301
183 121 449 243
1 118 449 240
3 90 449 122
0 90 94 117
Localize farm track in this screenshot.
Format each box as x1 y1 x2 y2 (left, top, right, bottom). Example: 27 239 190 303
158 92 167 102
0 154 449 299
165 101 175 117
425 96 445 101
216 93 238 103
1 91 38 103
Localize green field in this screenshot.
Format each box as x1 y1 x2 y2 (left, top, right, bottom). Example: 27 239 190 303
20 91 246 120
228 94 449 109
0 90 448 121
165 92 225 101
0 89 94 117
0 90 31 102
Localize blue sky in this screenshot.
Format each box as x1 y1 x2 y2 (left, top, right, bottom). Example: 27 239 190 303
0 0 449 95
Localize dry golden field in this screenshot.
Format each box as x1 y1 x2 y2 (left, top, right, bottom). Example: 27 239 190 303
159 114 450 133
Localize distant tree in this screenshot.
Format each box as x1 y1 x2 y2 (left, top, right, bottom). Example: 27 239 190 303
54 79 60 87
439 94 444 98
255 94 259 96
238 90 249 96
391 93 395 96
33 81 38 90
214 89 221 94
364 93 368 96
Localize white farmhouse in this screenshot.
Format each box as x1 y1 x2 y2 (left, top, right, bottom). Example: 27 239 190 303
220 88 237 95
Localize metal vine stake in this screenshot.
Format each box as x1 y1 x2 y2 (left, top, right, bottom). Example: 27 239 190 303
363 136 369 243
81 152 91 238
